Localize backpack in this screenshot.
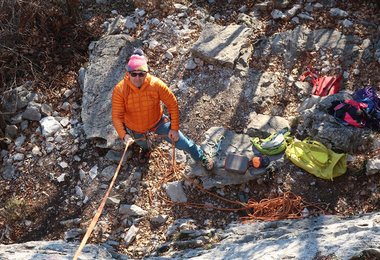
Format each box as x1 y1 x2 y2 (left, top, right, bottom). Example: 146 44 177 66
300 66 342 97
328 99 368 128
353 86 380 111
251 128 290 155
285 138 347 180
352 86 380 130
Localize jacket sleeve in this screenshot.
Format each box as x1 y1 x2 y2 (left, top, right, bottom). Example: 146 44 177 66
155 79 180 131
111 83 127 139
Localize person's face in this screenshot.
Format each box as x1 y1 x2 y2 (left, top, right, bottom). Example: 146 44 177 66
128 71 147 88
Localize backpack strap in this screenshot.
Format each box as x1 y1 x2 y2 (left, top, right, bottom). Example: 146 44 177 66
299 66 319 82
289 138 329 167
303 138 329 166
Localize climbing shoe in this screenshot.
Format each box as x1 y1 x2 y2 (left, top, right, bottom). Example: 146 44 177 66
201 154 214 171
138 149 151 164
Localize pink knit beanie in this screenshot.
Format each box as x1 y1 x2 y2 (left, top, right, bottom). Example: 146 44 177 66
127 54 148 72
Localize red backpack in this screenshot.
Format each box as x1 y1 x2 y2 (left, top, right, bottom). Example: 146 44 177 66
300 67 342 97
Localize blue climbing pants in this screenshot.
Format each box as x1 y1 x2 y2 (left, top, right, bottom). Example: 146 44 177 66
127 115 204 161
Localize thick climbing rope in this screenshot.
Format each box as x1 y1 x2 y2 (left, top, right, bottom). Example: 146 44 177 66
150 140 324 220
73 140 132 260
241 192 306 222
73 134 324 259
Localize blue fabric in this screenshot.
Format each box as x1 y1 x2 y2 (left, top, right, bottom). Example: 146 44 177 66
129 115 204 161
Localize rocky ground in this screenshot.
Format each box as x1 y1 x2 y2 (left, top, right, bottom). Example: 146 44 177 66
0 0 380 259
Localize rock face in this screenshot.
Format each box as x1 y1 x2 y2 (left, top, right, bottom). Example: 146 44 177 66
164 212 380 260
1 212 379 259
0 240 113 259
186 124 289 189
254 26 363 68
81 34 141 148
191 24 252 69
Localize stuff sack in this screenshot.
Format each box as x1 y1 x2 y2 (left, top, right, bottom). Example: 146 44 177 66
285 138 347 180
328 99 368 128
300 67 342 97
251 128 290 155
224 154 249 174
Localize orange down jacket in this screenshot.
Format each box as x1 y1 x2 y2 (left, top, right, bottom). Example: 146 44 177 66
112 73 179 139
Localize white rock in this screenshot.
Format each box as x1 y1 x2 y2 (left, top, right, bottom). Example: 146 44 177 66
61 102 71 111
150 18 160 26
63 89 74 98
185 59 197 70
59 117 70 128
298 12 314 20
40 116 63 137
57 173 66 182
13 153 25 161
163 181 187 202
59 161 69 169
75 186 84 198
164 51 174 60
125 16 137 29
89 165 98 179
124 225 139 246
32 146 42 156
366 157 380 175
330 8 348 17
271 9 286 19
342 19 353 27
136 9 145 17
238 5 248 13
45 142 55 153
15 135 26 147
111 10 118 15
130 187 138 193
149 39 159 49
119 204 147 216
286 4 301 17
79 169 86 181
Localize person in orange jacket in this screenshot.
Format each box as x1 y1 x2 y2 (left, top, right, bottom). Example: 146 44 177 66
112 49 213 170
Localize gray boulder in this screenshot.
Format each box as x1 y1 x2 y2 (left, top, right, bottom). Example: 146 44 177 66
191 23 252 69
81 34 142 148
298 92 372 153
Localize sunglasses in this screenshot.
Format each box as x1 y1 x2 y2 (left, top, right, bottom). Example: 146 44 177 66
130 71 147 77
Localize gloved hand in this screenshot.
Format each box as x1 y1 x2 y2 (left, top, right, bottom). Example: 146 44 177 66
124 134 134 145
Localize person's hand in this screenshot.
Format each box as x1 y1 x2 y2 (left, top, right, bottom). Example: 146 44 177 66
123 134 134 145
168 130 179 142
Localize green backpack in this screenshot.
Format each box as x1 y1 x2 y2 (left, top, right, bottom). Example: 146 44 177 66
285 137 347 180
251 128 290 155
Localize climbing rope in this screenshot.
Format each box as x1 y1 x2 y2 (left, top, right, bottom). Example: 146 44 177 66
149 140 325 220
73 140 132 260
74 133 325 259
241 192 307 222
